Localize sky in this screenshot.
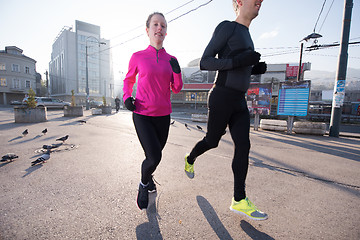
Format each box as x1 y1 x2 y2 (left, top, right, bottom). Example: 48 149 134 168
1 0 359 85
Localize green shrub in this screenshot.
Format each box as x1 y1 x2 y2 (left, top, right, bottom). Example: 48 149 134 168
26 88 37 108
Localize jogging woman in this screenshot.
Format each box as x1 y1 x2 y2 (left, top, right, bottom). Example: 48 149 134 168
123 12 183 210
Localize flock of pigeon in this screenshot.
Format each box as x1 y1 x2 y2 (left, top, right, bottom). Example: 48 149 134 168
2 119 216 167
171 120 205 131
1 128 69 167
174 120 227 135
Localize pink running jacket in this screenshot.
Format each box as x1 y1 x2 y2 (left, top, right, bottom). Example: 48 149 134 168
123 45 183 116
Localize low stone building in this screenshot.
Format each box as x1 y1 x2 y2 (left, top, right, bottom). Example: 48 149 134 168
0 46 37 105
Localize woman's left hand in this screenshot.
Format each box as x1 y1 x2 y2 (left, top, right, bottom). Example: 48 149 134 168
169 58 181 74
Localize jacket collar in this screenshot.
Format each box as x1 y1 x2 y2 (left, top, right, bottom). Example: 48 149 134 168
147 45 166 53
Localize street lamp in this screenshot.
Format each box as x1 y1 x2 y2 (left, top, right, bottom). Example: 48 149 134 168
297 32 322 82
85 36 106 110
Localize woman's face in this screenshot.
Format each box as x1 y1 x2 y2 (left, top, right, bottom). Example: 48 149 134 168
146 14 167 46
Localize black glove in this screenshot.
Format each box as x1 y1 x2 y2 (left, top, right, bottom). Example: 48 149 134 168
251 62 267 75
124 97 136 111
169 57 181 74
232 50 261 68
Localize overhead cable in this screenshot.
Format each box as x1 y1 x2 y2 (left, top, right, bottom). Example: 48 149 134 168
100 0 213 53
313 0 327 33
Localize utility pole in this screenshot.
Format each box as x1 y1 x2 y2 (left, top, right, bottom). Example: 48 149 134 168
297 42 304 82
329 0 353 137
85 45 89 110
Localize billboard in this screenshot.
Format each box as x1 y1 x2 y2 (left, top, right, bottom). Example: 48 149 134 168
277 80 311 116
247 83 272 115
286 63 304 80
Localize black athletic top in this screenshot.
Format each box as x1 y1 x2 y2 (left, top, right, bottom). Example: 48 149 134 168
200 21 254 92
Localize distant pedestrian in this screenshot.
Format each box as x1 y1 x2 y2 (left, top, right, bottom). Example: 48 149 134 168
123 12 183 210
184 0 268 220
115 96 120 112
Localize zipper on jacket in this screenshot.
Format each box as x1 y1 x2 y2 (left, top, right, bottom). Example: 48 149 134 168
156 49 159 63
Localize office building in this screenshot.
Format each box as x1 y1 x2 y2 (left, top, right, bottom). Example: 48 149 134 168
49 20 114 105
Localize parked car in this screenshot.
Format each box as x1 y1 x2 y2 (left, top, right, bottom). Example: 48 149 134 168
22 97 71 109
89 100 103 108
10 100 22 105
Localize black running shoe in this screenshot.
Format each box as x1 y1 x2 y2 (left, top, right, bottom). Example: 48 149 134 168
148 177 157 193
137 183 149 210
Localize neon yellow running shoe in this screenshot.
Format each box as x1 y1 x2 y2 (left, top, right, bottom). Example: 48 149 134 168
229 197 268 220
184 154 194 179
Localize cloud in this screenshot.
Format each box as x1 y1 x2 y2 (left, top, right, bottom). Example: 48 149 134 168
258 29 279 40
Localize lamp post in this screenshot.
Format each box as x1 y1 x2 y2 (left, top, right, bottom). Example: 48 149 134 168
85 36 106 110
298 32 322 82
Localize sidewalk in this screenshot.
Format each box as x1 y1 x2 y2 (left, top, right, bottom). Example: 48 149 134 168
0 108 359 239
171 106 360 139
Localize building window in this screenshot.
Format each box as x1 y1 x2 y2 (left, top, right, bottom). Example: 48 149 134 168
0 63 5 70
79 35 87 42
185 91 208 103
0 77 6 87
13 79 20 89
26 80 31 88
79 70 86 76
25 66 30 74
78 43 85 51
79 52 86 60
12 64 20 72
79 61 85 67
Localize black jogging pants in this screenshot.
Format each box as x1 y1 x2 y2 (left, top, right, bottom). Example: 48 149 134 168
187 85 250 201
133 113 170 185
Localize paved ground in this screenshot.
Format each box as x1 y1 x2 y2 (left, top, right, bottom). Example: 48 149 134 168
0 107 359 239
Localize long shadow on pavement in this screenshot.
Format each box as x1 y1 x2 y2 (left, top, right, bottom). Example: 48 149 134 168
196 195 275 240
240 220 275 240
0 161 12 168
136 192 163 240
252 131 360 162
8 134 44 145
22 164 43 178
250 151 360 197
196 195 234 240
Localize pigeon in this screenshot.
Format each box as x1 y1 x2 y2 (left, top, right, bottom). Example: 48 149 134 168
1 153 19 162
22 129 28 136
31 150 50 166
196 125 203 130
42 128 47 134
42 143 63 150
77 120 87 124
185 123 188 128
170 120 175 125
56 135 69 143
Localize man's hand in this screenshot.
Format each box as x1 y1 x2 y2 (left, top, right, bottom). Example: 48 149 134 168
233 50 260 68
251 62 267 75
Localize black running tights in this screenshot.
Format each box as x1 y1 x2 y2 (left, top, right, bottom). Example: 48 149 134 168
187 86 250 201
133 113 170 185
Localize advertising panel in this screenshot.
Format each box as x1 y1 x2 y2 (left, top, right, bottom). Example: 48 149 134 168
247 83 272 115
